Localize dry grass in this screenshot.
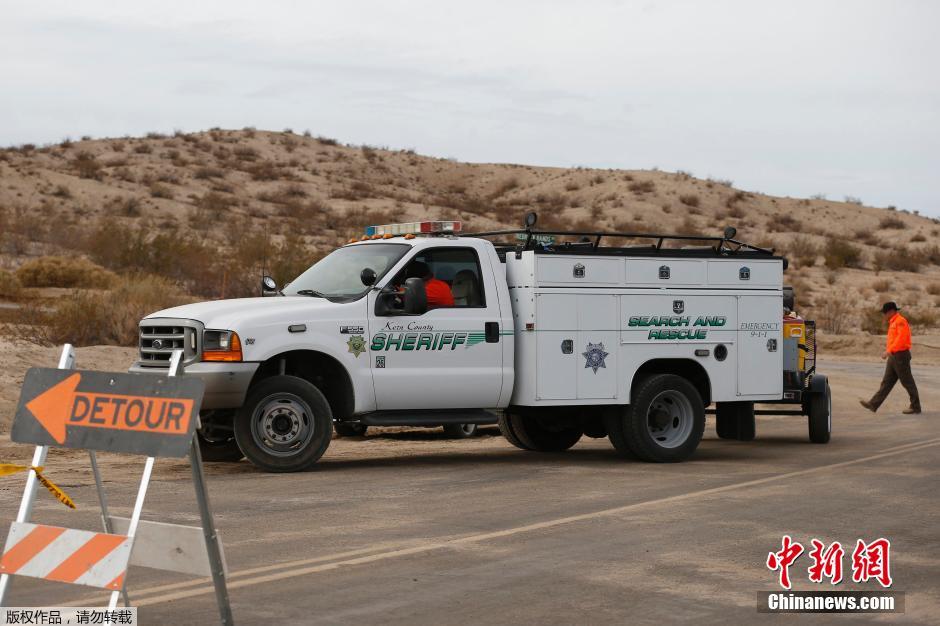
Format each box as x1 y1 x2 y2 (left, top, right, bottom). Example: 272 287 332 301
16 256 117 288
0 270 21 299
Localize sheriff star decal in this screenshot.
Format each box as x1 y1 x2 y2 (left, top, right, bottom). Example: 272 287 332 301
582 342 609 374
346 335 366 358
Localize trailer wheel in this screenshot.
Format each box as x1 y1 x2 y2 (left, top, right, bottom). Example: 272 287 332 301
618 374 705 462
715 402 755 441
498 412 530 450
443 423 478 438
807 378 832 444
197 410 244 462
508 414 582 452
334 422 368 437
234 375 333 472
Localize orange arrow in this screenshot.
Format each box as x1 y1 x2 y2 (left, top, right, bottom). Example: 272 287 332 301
26 373 81 444
25 373 193 444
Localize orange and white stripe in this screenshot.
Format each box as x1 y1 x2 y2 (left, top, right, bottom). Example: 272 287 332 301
0 522 132 590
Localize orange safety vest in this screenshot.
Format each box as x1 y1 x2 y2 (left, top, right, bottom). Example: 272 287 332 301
425 278 454 307
887 313 912 353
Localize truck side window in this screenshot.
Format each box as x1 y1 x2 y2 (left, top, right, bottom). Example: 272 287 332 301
395 248 486 308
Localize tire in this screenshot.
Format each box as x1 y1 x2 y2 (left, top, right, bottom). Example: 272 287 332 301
507 413 582 452
498 412 530 450
807 379 832 444
615 374 705 463
442 423 478 438
715 402 756 441
234 375 333 472
334 422 368 437
197 410 244 462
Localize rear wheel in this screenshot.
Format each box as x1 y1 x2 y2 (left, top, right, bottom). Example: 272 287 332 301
508 414 582 452
443 423 478 438
715 402 755 441
334 422 368 437
498 412 530 450
197 410 244 462
610 374 705 462
234 376 333 472
807 379 832 444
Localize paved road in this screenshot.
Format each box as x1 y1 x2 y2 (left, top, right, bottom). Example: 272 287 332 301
2 359 938 624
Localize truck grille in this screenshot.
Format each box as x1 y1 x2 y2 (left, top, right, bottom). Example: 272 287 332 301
138 320 200 366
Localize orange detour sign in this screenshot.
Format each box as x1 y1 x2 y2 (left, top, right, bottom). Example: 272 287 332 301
12 368 204 457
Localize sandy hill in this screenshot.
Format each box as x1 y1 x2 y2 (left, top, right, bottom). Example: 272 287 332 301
1 128 938 343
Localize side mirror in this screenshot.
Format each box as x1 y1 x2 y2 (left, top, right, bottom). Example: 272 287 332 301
524 211 538 229
723 226 737 240
360 268 377 286
402 277 427 315
262 275 277 296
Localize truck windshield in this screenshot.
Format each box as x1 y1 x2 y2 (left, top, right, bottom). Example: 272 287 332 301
283 243 409 300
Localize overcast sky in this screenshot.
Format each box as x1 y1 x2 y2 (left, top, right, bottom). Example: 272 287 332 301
2 1 938 216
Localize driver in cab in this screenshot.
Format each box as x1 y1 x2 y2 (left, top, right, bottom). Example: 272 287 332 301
406 261 454 308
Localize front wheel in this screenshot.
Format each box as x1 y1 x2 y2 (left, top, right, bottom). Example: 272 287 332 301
609 374 705 462
442 423 478 438
234 376 333 472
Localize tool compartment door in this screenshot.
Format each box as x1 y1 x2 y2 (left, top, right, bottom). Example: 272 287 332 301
577 295 618 399
535 294 577 400
736 295 783 396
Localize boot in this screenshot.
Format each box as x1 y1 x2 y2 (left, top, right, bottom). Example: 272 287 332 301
859 400 877 413
902 406 922 415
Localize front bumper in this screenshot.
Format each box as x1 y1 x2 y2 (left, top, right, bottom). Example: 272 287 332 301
129 361 259 410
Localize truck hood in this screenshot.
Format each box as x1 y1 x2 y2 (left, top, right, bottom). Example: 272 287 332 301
145 296 343 330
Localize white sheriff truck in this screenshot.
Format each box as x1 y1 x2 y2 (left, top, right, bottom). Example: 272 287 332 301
130 214 831 472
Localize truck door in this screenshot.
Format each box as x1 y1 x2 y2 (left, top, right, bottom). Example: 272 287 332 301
368 246 504 410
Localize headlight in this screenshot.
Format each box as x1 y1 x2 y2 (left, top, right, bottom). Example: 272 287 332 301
203 330 243 362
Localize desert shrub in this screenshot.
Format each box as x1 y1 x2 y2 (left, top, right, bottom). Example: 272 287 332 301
628 180 656 194
149 183 174 199
872 278 892 293
316 136 338 146
879 216 904 229
71 151 102 180
194 166 226 180
233 146 259 161
816 294 855 334
133 143 153 154
0 269 22 299
768 213 798 231
911 232 926 242
844 196 863 205
12 275 190 346
52 185 72 199
16 256 117 288
872 248 919 273
927 283 940 296
678 194 700 208
824 239 863 269
788 235 819 267
248 161 283 181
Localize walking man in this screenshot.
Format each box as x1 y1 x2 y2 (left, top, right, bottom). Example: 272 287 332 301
860 302 921 414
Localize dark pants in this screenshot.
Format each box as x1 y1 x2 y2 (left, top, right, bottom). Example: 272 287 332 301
869 350 921 411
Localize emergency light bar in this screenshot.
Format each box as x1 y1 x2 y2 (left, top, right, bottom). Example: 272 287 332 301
364 221 462 237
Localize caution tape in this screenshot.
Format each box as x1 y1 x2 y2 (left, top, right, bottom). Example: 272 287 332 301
0 464 76 509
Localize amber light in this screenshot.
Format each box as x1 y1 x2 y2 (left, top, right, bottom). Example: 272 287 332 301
203 332 243 362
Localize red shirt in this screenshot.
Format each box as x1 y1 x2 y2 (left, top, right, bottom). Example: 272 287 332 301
425 278 454 307
886 313 912 353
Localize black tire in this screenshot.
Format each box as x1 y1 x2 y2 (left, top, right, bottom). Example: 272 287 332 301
234 375 333 472
334 422 368 437
498 412 530 450
715 402 756 441
507 413 583 452
442 423 478 438
605 407 637 458
807 379 832 444
615 374 705 463
197 411 244 462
